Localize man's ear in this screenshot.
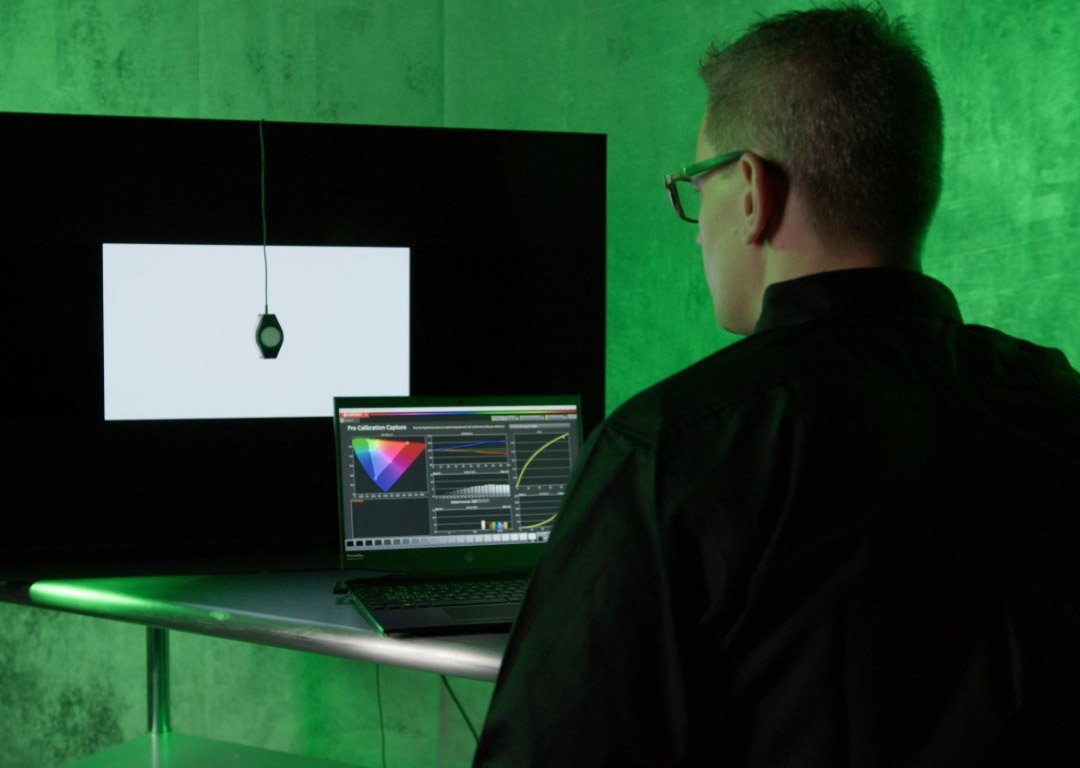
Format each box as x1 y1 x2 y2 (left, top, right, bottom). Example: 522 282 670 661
737 153 778 245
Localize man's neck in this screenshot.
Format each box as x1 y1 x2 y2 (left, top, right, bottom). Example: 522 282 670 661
762 245 901 288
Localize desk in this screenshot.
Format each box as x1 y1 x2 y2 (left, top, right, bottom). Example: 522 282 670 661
10 570 507 767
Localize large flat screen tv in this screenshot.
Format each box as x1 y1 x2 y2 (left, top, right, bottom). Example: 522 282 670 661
0 112 605 578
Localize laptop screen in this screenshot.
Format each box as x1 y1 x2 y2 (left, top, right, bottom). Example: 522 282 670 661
334 396 582 573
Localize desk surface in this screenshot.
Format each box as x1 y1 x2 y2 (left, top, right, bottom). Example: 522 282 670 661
22 570 507 682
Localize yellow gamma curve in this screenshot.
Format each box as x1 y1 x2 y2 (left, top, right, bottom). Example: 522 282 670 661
518 432 570 530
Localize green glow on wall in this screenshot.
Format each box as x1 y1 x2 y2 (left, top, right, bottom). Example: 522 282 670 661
1 1 1077 766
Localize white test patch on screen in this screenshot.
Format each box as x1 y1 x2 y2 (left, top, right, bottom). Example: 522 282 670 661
103 244 409 420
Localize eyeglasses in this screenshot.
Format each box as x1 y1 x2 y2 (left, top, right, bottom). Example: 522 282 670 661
664 150 747 223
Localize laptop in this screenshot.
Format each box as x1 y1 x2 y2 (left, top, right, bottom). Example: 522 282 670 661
333 395 582 635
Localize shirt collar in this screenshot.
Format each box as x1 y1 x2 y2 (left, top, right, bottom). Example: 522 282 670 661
753 267 963 335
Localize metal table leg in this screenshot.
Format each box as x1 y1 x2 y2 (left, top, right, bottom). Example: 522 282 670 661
147 627 170 735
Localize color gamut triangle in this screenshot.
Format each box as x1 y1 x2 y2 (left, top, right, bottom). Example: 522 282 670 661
352 438 425 492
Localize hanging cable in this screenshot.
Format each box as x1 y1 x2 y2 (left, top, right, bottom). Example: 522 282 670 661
259 119 269 314
255 119 284 358
376 664 387 768
441 674 480 743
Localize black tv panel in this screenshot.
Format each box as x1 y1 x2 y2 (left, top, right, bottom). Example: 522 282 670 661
0 112 605 578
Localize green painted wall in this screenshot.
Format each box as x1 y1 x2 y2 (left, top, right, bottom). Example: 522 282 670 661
2 1 1077 766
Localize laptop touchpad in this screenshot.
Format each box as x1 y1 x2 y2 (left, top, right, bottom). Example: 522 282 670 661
444 604 518 623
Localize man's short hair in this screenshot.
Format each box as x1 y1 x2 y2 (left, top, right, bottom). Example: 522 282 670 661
700 4 943 265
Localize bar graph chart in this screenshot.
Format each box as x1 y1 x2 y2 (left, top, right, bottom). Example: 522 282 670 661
431 471 512 498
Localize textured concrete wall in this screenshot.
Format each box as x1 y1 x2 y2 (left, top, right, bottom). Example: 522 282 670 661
0 607 142 767
0 600 493 766
0 0 445 123
2 1 1078 766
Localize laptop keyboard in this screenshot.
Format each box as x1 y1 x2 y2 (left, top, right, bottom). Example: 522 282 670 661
355 577 528 611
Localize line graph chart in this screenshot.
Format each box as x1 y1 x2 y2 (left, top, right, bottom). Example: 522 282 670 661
518 494 563 530
510 431 573 530
512 432 571 488
430 437 508 466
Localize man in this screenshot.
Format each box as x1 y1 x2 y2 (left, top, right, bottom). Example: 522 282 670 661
474 5 1080 767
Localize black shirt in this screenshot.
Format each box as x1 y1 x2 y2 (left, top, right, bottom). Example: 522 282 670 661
474 268 1080 767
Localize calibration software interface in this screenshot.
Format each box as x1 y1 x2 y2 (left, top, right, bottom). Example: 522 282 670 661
336 402 581 555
